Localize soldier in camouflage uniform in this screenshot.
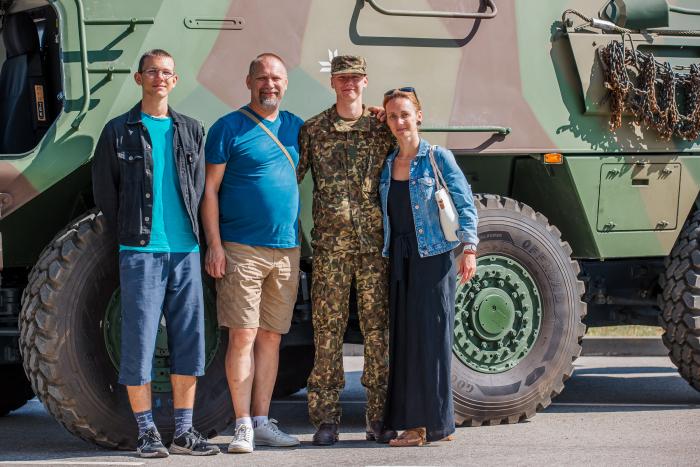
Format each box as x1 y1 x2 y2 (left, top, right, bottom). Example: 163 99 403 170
297 55 396 446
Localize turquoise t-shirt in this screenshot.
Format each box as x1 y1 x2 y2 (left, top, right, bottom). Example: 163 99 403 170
205 107 303 248
120 113 199 253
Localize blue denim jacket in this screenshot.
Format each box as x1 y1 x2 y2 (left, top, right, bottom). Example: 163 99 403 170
379 139 479 258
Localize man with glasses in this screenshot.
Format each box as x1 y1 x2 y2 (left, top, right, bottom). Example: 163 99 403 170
297 55 397 446
92 49 219 458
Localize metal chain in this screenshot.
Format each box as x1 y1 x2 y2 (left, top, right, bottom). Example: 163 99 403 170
601 40 700 140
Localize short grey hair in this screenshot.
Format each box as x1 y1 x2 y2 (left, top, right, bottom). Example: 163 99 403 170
248 53 287 76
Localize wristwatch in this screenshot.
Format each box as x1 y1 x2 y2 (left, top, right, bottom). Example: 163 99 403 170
463 243 477 255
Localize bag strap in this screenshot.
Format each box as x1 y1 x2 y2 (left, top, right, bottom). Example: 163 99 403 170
238 107 296 171
427 145 449 193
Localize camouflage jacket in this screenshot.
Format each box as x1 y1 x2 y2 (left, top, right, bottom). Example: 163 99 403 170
297 105 394 254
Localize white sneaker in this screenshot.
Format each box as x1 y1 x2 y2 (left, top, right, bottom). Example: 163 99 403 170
254 419 300 447
227 424 254 453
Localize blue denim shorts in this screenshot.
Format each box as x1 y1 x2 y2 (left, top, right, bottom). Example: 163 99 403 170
118 251 205 386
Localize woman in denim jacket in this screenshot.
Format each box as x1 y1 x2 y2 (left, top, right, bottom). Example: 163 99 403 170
379 89 478 447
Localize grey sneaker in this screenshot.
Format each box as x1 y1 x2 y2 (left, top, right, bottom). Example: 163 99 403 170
169 427 220 456
136 428 169 458
227 424 254 453
254 418 300 447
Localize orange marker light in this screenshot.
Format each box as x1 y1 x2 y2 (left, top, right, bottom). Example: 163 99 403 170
543 153 563 164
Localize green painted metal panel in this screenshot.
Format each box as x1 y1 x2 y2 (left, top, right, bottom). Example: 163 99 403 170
566 154 700 258
596 163 680 232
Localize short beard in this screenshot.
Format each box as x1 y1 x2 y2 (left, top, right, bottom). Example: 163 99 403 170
258 95 279 110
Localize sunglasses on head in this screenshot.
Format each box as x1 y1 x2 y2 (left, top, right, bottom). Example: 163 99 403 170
384 87 417 97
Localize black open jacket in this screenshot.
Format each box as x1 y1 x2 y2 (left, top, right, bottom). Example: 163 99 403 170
91 102 205 246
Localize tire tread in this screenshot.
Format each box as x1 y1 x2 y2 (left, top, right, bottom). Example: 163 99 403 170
455 195 587 426
659 205 700 390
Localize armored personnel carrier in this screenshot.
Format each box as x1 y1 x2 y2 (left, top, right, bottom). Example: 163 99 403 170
0 0 698 448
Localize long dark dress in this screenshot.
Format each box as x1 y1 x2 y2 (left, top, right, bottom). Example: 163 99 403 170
383 179 456 442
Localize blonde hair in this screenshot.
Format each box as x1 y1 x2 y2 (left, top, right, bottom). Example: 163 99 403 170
382 89 421 112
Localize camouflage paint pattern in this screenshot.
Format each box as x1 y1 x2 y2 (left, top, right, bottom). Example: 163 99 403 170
2 0 700 266
297 105 393 254
307 251 389 426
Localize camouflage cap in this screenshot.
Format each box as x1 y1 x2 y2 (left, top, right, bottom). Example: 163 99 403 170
331 55 367 75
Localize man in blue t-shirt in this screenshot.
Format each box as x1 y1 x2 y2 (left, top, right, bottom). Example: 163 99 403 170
202 53 302 453
92 49 219 457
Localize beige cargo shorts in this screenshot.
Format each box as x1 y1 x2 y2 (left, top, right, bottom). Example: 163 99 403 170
216 242 300 334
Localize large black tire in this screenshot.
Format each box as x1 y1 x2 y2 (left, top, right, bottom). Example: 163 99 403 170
273 345 314 397
658 205 700 391
19 210 232 449
451 195 587 426
0 364 35 416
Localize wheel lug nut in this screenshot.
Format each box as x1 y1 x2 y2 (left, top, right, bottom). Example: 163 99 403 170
511 292 519 299
515 310 522 318
481 280 488 287
468 330 474 337
498 280 505 287
481 342 488 349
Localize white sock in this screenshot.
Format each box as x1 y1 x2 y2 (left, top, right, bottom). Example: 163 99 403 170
253 416 269 428
236 416 253 428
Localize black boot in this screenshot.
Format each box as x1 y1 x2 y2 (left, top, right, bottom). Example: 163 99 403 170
312 423 339 446
366 420 397 444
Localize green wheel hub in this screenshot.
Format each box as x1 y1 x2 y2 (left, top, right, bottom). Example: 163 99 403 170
103 285 219 393
453 254 542 373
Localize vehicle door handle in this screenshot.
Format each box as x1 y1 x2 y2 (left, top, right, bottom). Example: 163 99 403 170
364 0 497 19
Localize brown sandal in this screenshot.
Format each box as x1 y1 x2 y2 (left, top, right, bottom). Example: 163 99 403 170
389 427 427 447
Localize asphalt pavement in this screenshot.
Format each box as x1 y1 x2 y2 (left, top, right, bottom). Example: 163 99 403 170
1 356 699 466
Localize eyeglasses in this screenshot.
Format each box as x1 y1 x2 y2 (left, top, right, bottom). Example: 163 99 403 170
384 87 417 97
141 68 175 80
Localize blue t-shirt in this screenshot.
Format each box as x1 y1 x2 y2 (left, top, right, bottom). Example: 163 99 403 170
205 107 303 248
120 113 199 253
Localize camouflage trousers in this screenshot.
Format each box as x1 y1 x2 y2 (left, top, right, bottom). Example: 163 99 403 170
307 250 389 427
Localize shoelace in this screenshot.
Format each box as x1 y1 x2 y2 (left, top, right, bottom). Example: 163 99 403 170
142 429 161 445
266 418 284 435
234 424 253 442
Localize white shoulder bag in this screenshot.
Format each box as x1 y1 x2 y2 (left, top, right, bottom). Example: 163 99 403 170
427 145 459 242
